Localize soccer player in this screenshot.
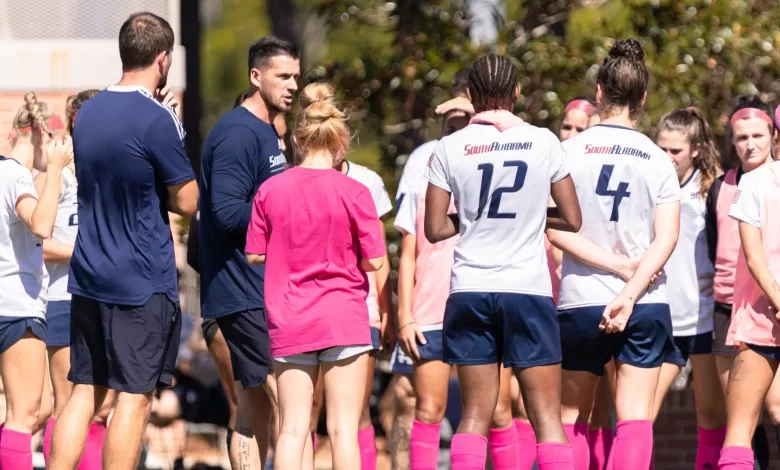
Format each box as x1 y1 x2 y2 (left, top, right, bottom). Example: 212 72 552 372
546 39 681 470
651 107 725 469
199 36 299 467
48 12 198 470
0 94 72 470
425 54 582 470
718 130 780 470
39 90 118 470
558 98 597 142
245 82 386 470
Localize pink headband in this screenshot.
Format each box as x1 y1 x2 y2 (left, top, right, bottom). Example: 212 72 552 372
775 105 780 129
564 99 596 117
730 107 773 128
7 115 66 140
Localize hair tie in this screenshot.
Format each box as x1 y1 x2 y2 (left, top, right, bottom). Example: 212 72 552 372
730 107 773 128
564 99 596 117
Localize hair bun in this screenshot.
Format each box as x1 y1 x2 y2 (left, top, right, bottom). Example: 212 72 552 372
609 38 644 62
299 82 344 122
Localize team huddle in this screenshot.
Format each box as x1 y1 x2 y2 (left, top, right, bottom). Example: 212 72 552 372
1 9 780 470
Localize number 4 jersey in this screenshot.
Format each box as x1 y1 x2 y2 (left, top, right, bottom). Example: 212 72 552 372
425 120 568 296
558 125 681 309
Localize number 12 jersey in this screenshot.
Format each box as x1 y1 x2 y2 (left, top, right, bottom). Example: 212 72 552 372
425 121 568 297
558 124 681 309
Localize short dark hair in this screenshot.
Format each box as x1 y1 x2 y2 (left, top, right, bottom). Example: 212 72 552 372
451 68 470 98
596 38 649 120
248 36 299 72
118 12 175 71
468 55 518 112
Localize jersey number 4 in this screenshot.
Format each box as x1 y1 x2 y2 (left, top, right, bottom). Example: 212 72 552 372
476 160 528 219
596 164 631 222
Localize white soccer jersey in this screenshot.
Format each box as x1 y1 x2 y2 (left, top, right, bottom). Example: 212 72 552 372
424 122 568 295
557 125 682 309
397 140 438 215
0 157 46 318
345 161 393 218
46 168 78 301
665 170 714 336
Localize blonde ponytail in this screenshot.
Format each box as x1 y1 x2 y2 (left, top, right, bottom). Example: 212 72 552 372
292 82 350 164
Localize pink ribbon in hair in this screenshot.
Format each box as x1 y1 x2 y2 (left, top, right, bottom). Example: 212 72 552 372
7 115 66 140
775 105 780 130
730 107 773 127
564 99 596 117
469 110 526 132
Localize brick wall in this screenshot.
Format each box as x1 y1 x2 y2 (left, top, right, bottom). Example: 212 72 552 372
655 387 780 468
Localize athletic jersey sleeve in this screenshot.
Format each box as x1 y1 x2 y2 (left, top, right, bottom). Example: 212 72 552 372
7 165 37 214
729 173 761 228
705 176 723 265
655 157 682 204
245 190 268 255
144 112 195 186
368 172 393 218
349 186 386 259
393 180 419 235
546 130 569 183
424 141 451 192
208 126 259 234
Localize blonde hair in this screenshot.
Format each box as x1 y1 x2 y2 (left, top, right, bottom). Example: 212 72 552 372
292 82 350 163
12 92 54 142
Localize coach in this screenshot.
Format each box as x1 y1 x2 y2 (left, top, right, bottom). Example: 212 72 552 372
48 11 198 470
199 37 300 466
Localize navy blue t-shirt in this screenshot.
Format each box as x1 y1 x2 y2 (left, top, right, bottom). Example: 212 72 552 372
68 85 195 305
199 106 286 318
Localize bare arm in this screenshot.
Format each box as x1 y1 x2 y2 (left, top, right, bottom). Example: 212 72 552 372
17 166 67 239
739 222 780 312
246 253 266 265
424 184 458 243
374 221 394 342
361 256 384 272
546 175 582 232
167 180 198 217
43 239 74 263
547 229 634 280
396 232 417 329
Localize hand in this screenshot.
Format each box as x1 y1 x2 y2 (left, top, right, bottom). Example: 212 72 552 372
155 86 179 110
599 294 636 334
380 312 397 351
435 96 474 115
398 320 426 363
45 136 73 170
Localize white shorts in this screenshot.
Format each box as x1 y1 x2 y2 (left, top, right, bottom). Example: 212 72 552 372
273 345 373 366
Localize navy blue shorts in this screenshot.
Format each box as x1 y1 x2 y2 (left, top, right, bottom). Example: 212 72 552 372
216 309 271 389
747 344 780 362
371 327 381 350
390 328 445 375
559 303 674 376
443 292 561 368
46 301 71 347
664 332 714 366
201 318 219 347
69 294 182 394
0 316 47 352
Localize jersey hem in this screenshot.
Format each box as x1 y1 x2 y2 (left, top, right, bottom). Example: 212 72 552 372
558 299 669 310
68 287 179 307
200 303 265 319
450 287 553 297
164 174 196 187
425 178 452 193
729 213 761 228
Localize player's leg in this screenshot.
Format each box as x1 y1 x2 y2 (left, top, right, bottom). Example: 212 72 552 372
510 375 538 469
0 324 47 470
310 367 324 455
323 349 373 470
720 345 779 468
487 366 518 470
390 373 416 470
649 362 683 421
273 355 318 470
44 346 71 462
587 368 615 470
410 357 452 470
358 328 381 470
690 351 727 470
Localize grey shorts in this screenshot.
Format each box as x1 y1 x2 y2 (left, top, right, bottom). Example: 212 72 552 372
274 345 373 366
712 303 734 357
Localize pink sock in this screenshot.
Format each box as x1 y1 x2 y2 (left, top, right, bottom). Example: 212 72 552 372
358 426 377 470
488 425 519 470
537 442 575 470
450 433 487 470
312 432 318 451
588 427 613 470
0 427 33 470
42 419 55 466
563 424 589 470
605 420 653 470
410 420 440 470
718 446 754 470
515 419 538 469
77 422 107 470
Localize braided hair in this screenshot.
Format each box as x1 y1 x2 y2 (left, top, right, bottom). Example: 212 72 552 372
467 55 518 113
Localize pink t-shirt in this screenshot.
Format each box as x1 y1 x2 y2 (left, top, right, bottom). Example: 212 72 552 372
727 162 780 347
714 169 740 305
245 167 386 358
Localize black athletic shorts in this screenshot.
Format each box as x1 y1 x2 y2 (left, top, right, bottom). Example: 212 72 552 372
215 309 271 389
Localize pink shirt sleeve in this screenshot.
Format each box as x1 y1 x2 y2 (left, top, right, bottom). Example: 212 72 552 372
350 187 386 259
245 190 268 255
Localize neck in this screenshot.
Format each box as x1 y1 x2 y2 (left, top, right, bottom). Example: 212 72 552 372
8 143 34 171
243 91 276 124
116 69 159 95
743 156 771 173
299 151 335 169
474 105 513 114
598 106 634 128
678 166 695 185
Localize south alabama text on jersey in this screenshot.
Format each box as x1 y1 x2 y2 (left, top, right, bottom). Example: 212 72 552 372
585 143 651 160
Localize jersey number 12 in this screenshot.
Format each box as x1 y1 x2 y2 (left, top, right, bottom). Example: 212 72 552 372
476 160 528 219
596 164 631 222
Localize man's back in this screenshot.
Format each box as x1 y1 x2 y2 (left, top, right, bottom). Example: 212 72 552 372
69 85 194 305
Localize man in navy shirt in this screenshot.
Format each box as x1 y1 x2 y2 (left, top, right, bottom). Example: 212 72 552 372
49 12 198 470
199 36 299 467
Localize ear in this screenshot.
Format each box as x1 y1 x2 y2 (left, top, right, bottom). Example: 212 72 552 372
156 50 167 69
692 142 701 159
595 84 604 107
249 67 263 89
513 84 521 102
466 89 472 103
640 91 647 108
